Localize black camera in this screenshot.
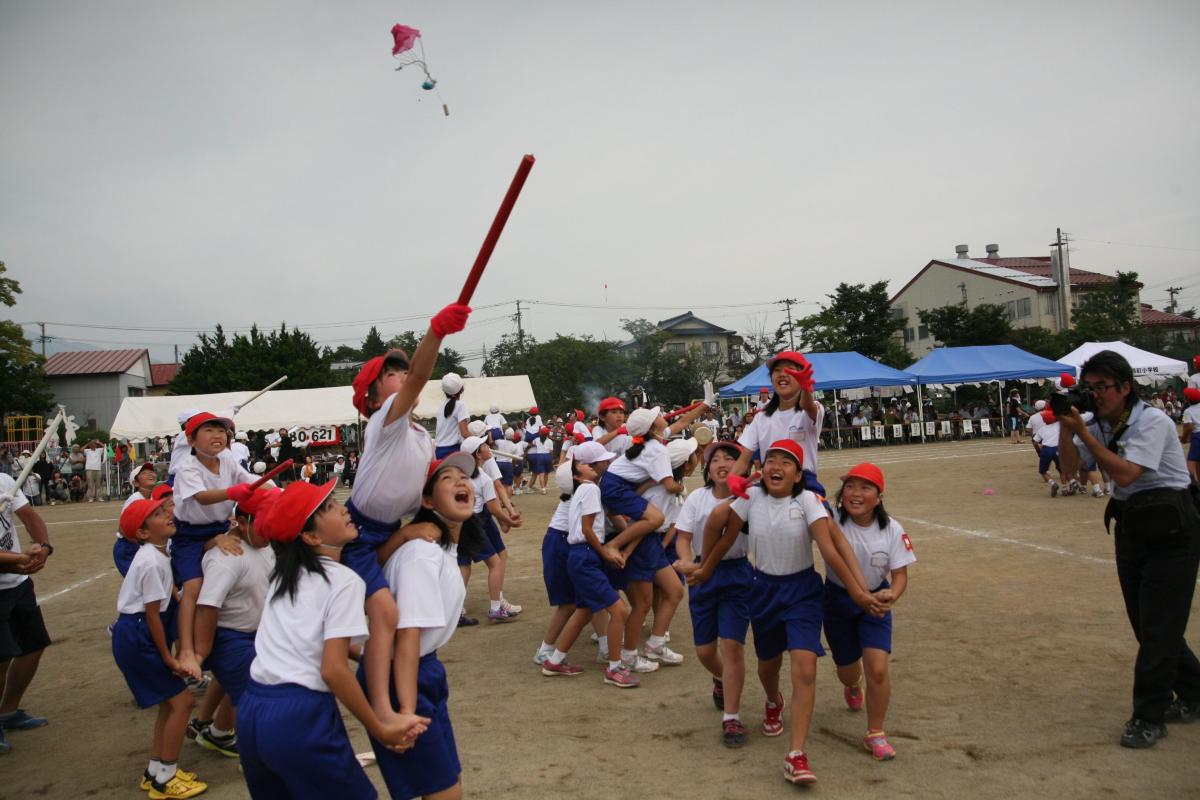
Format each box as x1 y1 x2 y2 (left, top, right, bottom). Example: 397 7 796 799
1049 387 1096 417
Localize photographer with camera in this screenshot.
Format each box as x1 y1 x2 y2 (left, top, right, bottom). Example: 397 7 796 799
1058 350 1200 749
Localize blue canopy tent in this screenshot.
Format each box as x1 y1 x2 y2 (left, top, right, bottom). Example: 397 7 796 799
720 352 917 447
905 344 1072 436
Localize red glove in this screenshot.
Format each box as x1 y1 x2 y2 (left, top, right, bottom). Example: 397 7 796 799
430 303 472 338
785 366 816 393
227 483 256 505
727 472 758 500
617 425 629 435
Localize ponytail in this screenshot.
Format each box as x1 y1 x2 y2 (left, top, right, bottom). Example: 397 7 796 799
443 392 461 419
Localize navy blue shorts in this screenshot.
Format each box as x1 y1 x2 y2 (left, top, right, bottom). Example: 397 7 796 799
204 627 256 705
344 499 397 598
822 580 892 666
1188 432 1200 463
524 431 538 444
542 528 574 607
662 535 685 585
801 469 827 499
567 543 620 612
1038 445 1060 475
689 557 752 645
435 444 461 460
112 612 187 708
513 460 525 476
171 519 230 585
498 460 514 486
358 653 460 799
748 567 826 661
458 510 501 565
599 471 649 520
489 427 503 442
239 680 376 800
113 536 139 578
625 529 670 583
529 452 553 474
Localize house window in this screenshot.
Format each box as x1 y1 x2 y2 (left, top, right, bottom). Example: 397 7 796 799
127 387 144 397
918 325 929 340
702 341 719 356
666 342 686 354
904 327 915 343
1016 298 1031 318
729 344 742 362
1005 301 1015 320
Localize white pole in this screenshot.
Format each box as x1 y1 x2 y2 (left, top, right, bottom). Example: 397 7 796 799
833 389 842 450
917 384 926 443
235 376 288 413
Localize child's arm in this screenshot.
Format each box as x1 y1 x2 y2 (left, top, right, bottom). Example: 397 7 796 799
377 522 439 565
689 501 742 585
671 529 697 575
583 512 623 568
393 627 423 720
193 605 219 665
321 636 429 752
665 381 717 437
810 519 886 616
486 497 520 528
875 566 909 607
144 600 197 680
385 305 471 426
204 533 243 555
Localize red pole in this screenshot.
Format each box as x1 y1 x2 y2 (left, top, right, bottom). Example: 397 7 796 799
663 401 705 422
250 458 293 490
458 154 536 305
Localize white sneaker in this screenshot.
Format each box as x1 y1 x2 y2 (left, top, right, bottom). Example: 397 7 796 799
501 598 523 615
540 487 547 495
621 654 661 673
643 642 684 665
589 632 600 643
596 648 610 664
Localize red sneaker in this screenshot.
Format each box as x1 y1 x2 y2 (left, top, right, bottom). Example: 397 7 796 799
762 696 785 737
844 683 864 711
784 751 816 784
541 660 584 677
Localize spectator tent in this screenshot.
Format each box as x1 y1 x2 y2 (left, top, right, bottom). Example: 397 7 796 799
1058 341 1190 384
110 375 538 441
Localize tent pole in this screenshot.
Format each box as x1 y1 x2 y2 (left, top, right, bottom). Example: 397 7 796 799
834 389 841 450
917 384 926 443
998 382 1004 436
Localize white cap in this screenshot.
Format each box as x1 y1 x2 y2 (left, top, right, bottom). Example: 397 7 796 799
235 430 249 441
467 420 488 437
177 408 201 425
572 441 616 465
441 373 464 395
129 461 156 486
667 437 699 469
460 436 487 455
1034 399 1046 410
253 461 267 474
490 404 500 414
626 407 661 438
555 461 575 495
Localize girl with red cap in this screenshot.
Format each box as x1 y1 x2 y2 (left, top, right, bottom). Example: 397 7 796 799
696 440 879 786
528 426 555 494
825 463 915 762
345 301 470 733
592 396 632 456
237 480 429 799
112 498 206 799
523 407 544 444
508 428 530 495
1181 387 1200 484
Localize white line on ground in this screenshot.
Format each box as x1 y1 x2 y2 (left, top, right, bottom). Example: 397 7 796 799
904 516 1115 567
37 569 116 605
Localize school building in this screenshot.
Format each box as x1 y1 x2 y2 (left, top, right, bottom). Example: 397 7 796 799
43 349 178 432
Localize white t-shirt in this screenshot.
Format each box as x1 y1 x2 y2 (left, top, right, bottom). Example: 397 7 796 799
674 487 747 561
549 499 571 532
471 469 497 514
607 439 672 484
592 425 632 456
510 440 529 462
251 558 368 692
484 412 507 431
1184 404 1200 427
1027 413 1047 436
524 416 544 436
84 447 104 470
531 437 554 455
351 393 434 524
492 439 517 463
434 400 470 448
230 441 251 465
738 404 825 474
173 450 255 525
264 431 281 461
0 475 29 590
730 487 829 575
198 544 276 633
1034 420 1061 448
482 457 502 481
826 516 916 590
567 482 604 545
1188 373 1200 391
387 540 465 657
116 545 174 615
571 420 592 440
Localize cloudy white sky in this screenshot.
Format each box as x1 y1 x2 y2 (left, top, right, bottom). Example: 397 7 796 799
3 1 1198 370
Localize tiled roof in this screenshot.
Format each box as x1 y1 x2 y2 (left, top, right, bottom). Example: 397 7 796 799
1139 304 1200 327
149 363 180 386
981 260 1121 288
43 349 147 376
656 311 735 336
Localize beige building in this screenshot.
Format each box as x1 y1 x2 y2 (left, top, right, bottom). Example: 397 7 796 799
620 312 745 382
891 243 1125 356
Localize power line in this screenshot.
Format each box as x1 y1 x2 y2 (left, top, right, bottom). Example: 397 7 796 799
1071 237 1200 253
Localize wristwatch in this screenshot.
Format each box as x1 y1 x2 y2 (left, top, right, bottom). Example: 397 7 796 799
37 542 53 556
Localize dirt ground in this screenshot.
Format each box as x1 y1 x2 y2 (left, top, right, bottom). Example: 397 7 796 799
5 438 1199 798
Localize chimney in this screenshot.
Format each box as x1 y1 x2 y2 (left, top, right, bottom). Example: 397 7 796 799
955 244 970 259
985 243 999 258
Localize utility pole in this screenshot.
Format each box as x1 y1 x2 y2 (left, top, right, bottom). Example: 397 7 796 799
958 282 968 307
779 298 797 350
514 300 525 351
174 344 180 364
1167 286 1182 314
38 322 46 358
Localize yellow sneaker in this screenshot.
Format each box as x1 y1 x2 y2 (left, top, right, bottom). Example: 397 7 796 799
148 773 207 799
140 769 197 791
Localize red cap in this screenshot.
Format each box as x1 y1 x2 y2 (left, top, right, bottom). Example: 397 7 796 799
236 486 282 517
1059 372 1076 388
351 349 410 417
1041 408 1057 423
529 406 539 415
256 480 338 543
572 431 586 443
766 350 808 370
511 429 522 442
759 387 770 395
119 498 167 541
764 439 805 468
1184 388 1200 403
575 409 585 421
598 396 625 413
840 462 885 493
185 412 233 439
1193 355 1200 366
150 483 174 501
539 426 550 435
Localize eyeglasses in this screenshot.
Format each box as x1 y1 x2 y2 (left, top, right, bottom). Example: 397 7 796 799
1083 382 1117 393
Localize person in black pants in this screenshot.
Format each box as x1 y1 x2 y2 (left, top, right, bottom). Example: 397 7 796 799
1060 350 1200 748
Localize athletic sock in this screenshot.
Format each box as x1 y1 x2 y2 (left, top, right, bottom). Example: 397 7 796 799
538 641 555 654
208 725 232 739
148 759 163 780
723 713 740 722
549 649 568 665
155 761 177 784
597 635 608 653
608 660 623 671
620 648 638 662
490 600 502 612
647 634 667 649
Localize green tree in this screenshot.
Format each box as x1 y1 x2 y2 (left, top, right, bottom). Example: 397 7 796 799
619 319 707 406
0 263 54 419
385 331 466 378
483 332 635 413
360 326 387 360
328 344 362 362
171 323 336 394
794 282 911 367
1007 326 1078 360
917 303 1012 347
1071 271 1141 341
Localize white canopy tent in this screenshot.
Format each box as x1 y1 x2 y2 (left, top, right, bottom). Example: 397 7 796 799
1058 341 1189 385
110 376 538 441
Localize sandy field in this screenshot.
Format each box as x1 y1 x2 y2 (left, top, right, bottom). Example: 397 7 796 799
4 438 1199 799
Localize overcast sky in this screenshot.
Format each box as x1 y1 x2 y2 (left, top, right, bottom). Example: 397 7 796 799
3 1 1198 369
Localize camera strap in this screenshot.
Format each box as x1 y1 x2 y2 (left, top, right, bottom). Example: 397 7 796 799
1099 407 1132 455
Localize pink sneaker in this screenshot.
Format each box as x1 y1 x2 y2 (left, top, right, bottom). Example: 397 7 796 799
603 665 640 688
864 730 895 760
762 696 785 737
541 660 584 677
783 750 816 784
844 683 864 711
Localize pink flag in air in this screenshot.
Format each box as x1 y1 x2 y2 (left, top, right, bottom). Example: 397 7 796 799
391 24 421 55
